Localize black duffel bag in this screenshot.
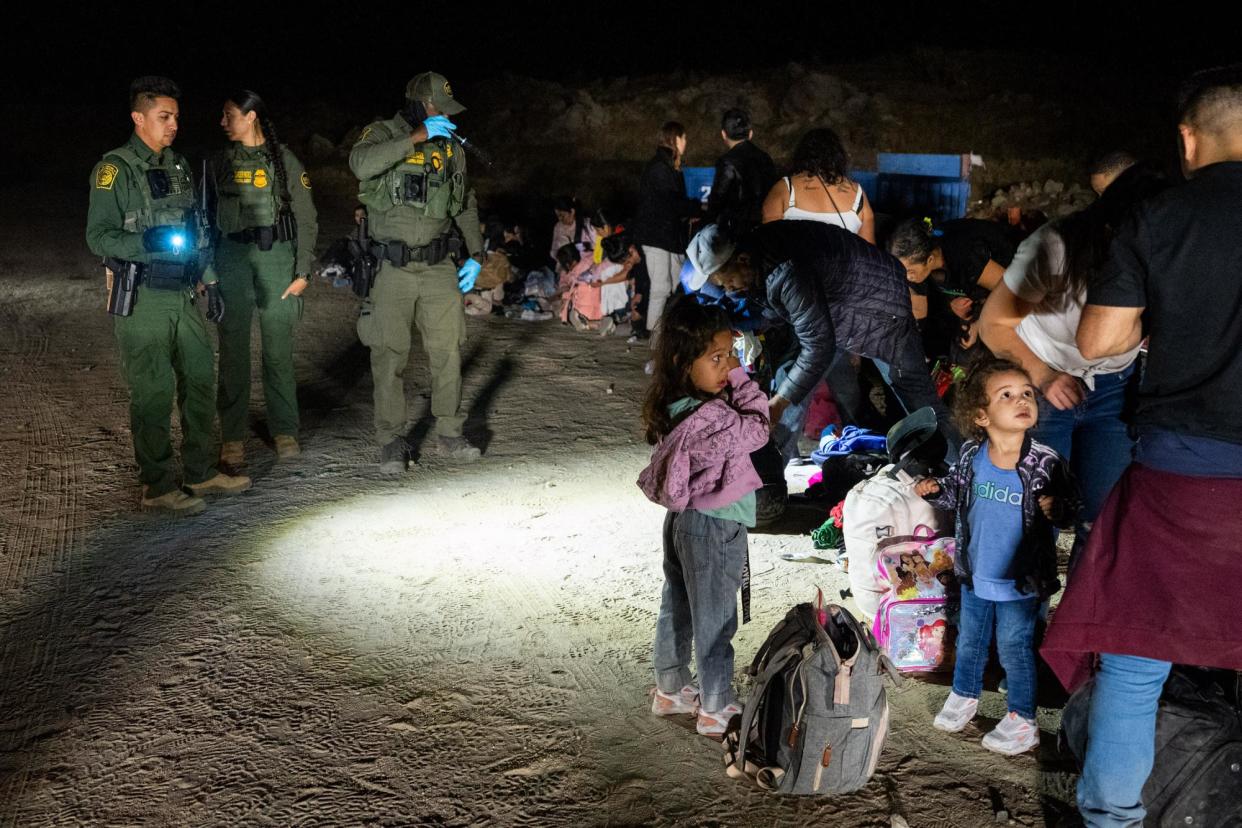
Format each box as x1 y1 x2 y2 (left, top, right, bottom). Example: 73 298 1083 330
1060 666 1242 827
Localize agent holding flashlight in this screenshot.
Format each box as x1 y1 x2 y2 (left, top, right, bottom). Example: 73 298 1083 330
87 76 250 513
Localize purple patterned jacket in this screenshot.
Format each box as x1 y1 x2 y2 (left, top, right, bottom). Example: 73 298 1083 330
638 367 770 512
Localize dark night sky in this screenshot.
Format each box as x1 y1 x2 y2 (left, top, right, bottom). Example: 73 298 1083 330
10 3 1230 103
3 3 1232 186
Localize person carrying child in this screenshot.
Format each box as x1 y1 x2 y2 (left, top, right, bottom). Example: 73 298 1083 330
913 359 1076 755
637 298 770 736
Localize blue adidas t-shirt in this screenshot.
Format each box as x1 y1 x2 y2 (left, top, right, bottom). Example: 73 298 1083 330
967 446 1026 601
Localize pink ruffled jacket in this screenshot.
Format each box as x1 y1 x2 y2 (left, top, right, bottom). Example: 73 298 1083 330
638 367 770 512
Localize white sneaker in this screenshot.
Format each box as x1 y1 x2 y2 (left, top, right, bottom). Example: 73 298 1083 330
650 684 699 716
933 691 979 732
981 712 1040 755
696 702 743 737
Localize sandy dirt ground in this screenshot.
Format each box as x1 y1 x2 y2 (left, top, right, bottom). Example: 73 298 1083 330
0 191 1078 827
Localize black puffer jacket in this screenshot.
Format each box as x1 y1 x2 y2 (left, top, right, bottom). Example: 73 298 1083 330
705 140 778 231
633 147 700 252
748 221 916 404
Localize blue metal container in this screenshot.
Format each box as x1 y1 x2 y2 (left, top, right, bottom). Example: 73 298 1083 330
682 167 716 204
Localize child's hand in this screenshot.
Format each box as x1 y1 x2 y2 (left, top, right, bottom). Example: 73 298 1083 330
914 479 941 497
1039 495 1060 521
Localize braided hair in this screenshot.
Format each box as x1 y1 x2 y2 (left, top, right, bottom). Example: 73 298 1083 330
227 89 292 212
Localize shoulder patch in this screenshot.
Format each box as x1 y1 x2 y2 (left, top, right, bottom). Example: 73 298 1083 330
95 163 118 190
300 171 311 189
359 126 374 142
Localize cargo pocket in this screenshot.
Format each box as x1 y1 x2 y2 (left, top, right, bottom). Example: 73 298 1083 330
356 299 375 348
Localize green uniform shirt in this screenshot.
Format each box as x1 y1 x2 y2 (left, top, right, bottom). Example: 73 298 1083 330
86 134 212 278
349 113 483 258
668 397 758 527
207 141 319 276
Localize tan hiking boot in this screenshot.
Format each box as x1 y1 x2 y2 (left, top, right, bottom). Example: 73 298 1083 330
187 472 252 496
274 435 301 459
140 488 206 515
220 441 245 468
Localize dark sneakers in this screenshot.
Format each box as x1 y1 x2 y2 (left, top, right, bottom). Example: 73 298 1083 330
379 437 409 474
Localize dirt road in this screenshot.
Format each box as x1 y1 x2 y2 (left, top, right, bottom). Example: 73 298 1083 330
0 191 1074 826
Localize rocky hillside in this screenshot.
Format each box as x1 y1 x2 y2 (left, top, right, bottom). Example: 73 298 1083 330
299 51 1170 219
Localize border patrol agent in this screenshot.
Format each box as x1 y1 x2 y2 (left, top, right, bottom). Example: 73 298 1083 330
350 71 485 473
208 90 318 468
86 76 251 514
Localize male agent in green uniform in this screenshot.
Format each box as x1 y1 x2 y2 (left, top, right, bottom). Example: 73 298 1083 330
86 76 251 513
350 71 486 473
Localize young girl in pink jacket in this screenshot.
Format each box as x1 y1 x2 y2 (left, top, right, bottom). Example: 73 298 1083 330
637 297 770 736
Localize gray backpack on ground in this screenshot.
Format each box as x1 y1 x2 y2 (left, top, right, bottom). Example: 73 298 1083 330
723 597 901 795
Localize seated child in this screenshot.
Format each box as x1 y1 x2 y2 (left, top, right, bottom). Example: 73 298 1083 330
914 359 1076 755
556 243 601 328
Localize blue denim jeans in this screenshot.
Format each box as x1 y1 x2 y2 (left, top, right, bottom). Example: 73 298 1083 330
653 510 748 713
874 332 961 462
775 334 961 463
951 586 1038 718
1031 367 1135 543
1077 653 1172 828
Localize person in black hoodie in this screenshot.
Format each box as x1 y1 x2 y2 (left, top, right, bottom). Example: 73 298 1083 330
634 121 700 342
704 108 778 233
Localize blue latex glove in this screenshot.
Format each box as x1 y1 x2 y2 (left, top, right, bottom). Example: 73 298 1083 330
457 258 481 293
423 115 457 140
142 225 190 256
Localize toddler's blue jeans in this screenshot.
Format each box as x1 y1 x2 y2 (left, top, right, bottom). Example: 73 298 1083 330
952 586 1039 719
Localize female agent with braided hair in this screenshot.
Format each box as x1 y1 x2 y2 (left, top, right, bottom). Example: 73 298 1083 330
208 90 318 467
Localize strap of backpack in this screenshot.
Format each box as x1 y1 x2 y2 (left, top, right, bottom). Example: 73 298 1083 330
747 603 814 676
733 645 802 777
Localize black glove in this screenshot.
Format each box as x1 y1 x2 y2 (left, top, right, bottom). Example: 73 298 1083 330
142 225 189 255
205 283 225 323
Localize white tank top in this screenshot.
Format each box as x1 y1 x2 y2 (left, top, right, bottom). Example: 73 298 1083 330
781 176 865 235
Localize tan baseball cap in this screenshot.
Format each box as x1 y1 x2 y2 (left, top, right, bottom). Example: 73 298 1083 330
405 71 466 115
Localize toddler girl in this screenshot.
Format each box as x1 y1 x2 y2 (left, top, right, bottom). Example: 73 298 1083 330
915 359 1075 755
637 297 769 736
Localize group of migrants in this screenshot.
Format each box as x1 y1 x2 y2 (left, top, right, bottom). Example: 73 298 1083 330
86 65 1242 826
635 67 1242 827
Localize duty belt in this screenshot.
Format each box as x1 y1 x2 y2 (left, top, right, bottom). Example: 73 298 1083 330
105 258 191 291
227 221 295 250
370 234 461 269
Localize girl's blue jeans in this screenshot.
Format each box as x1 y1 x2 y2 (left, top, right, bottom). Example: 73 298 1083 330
1077 653 1171 828
653 510 748 713
951 586 1039 719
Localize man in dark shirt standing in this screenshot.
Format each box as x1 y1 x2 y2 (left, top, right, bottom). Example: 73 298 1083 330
704 109 777 233
1042 65 1242 827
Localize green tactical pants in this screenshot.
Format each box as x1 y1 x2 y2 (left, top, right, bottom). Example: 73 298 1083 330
214 238 301 442
357 259 466 444
113 284 219 496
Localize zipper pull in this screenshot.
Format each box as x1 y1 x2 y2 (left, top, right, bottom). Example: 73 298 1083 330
787 723 800 748
822 744 833 767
